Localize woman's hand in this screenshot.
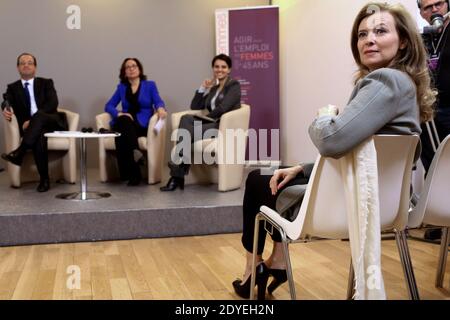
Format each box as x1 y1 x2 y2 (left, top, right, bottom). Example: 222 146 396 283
22 120 30 131
118 112 134 120
202 78 215 89
269 165 303 196
157 108 167 119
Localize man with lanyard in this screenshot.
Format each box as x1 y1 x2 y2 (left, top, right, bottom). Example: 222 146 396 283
416 1 449 241
418 0 450 171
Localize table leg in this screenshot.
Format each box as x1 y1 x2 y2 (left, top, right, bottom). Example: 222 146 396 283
80 137 87 199
56 137 111 200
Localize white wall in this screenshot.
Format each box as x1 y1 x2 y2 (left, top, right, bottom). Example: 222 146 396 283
274 0 420 165
0 0 268 168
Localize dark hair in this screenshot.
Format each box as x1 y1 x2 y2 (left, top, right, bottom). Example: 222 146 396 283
119 58 147 83
350 2 435 122
17 53 37 66
211 54 232 68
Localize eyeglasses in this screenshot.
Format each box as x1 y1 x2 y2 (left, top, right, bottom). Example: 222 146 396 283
422 0 446 13
125 64 138 70
19 62 35 66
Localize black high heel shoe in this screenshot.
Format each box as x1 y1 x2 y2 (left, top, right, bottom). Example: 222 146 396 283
160 176 184 191
232 263 269 300
267 268 288 295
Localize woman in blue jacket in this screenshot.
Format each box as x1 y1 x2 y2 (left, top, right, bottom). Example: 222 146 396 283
105 58 167 185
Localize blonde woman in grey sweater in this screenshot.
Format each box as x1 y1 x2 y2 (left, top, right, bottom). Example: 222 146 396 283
233 2 435 300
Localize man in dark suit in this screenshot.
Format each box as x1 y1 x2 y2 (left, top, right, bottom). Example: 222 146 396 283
1 53 68 192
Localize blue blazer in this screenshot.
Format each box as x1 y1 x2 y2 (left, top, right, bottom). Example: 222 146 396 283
105 80 165 128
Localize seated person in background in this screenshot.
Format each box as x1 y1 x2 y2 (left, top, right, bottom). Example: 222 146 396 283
160 53 241 191
232 2 435 300
105 57 167 186
1 53 68 192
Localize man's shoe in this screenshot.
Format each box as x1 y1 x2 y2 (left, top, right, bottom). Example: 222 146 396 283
37 178 50 192
160 177 184 191
1 148 25 166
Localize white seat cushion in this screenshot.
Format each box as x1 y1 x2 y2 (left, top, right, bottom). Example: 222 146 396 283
48 137 70 150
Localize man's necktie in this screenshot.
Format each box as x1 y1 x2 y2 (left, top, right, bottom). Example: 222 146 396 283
23 82 31 110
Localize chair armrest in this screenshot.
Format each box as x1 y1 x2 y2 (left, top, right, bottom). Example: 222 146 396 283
96 112 112 130
218 104 251 132
171 109 206 130
146 113 167 184
58 107 80 131
2 113 21 152
147 113 165 140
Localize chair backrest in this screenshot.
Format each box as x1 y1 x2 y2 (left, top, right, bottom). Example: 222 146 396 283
409 134 450 228
95 112 112 131
289 135 419 240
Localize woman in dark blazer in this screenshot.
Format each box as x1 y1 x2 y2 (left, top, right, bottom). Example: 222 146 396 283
105 58 167 186
160 54 241 191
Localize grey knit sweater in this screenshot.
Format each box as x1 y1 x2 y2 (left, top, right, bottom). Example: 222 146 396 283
309 68 421 159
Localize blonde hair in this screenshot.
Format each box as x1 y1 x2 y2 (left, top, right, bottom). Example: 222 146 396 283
350 2 436 122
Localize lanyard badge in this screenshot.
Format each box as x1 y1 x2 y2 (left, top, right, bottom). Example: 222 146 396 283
428 53 440 71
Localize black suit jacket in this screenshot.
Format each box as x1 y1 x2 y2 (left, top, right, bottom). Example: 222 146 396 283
422 26 450 110
6 77 59 135
190 77 241 120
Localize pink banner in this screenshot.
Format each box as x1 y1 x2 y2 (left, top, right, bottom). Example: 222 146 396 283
216 7 279 162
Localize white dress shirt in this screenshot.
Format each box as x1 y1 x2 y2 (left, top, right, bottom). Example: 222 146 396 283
198 85 220 111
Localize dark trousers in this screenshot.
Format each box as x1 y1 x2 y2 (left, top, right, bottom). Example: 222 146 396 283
241 166 313 255
169 114 219 178
420 110 450 172
21 111 67 179
113 115 147 180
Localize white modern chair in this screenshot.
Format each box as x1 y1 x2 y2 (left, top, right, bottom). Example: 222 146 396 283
409 134 450 288
250 135 420 300
170 104 250 191
95 112 167 184
2 107 79 187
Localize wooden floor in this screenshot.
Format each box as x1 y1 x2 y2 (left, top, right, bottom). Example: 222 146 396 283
0 233 449 300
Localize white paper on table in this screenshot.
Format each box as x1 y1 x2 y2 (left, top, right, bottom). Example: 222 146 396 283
53 131 81 134
153 118 165 135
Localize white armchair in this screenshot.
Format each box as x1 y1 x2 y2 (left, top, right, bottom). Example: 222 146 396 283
409 134 450 289
2 107 79 187
95 112 166 184
170 104 251 191
250 135 420 300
